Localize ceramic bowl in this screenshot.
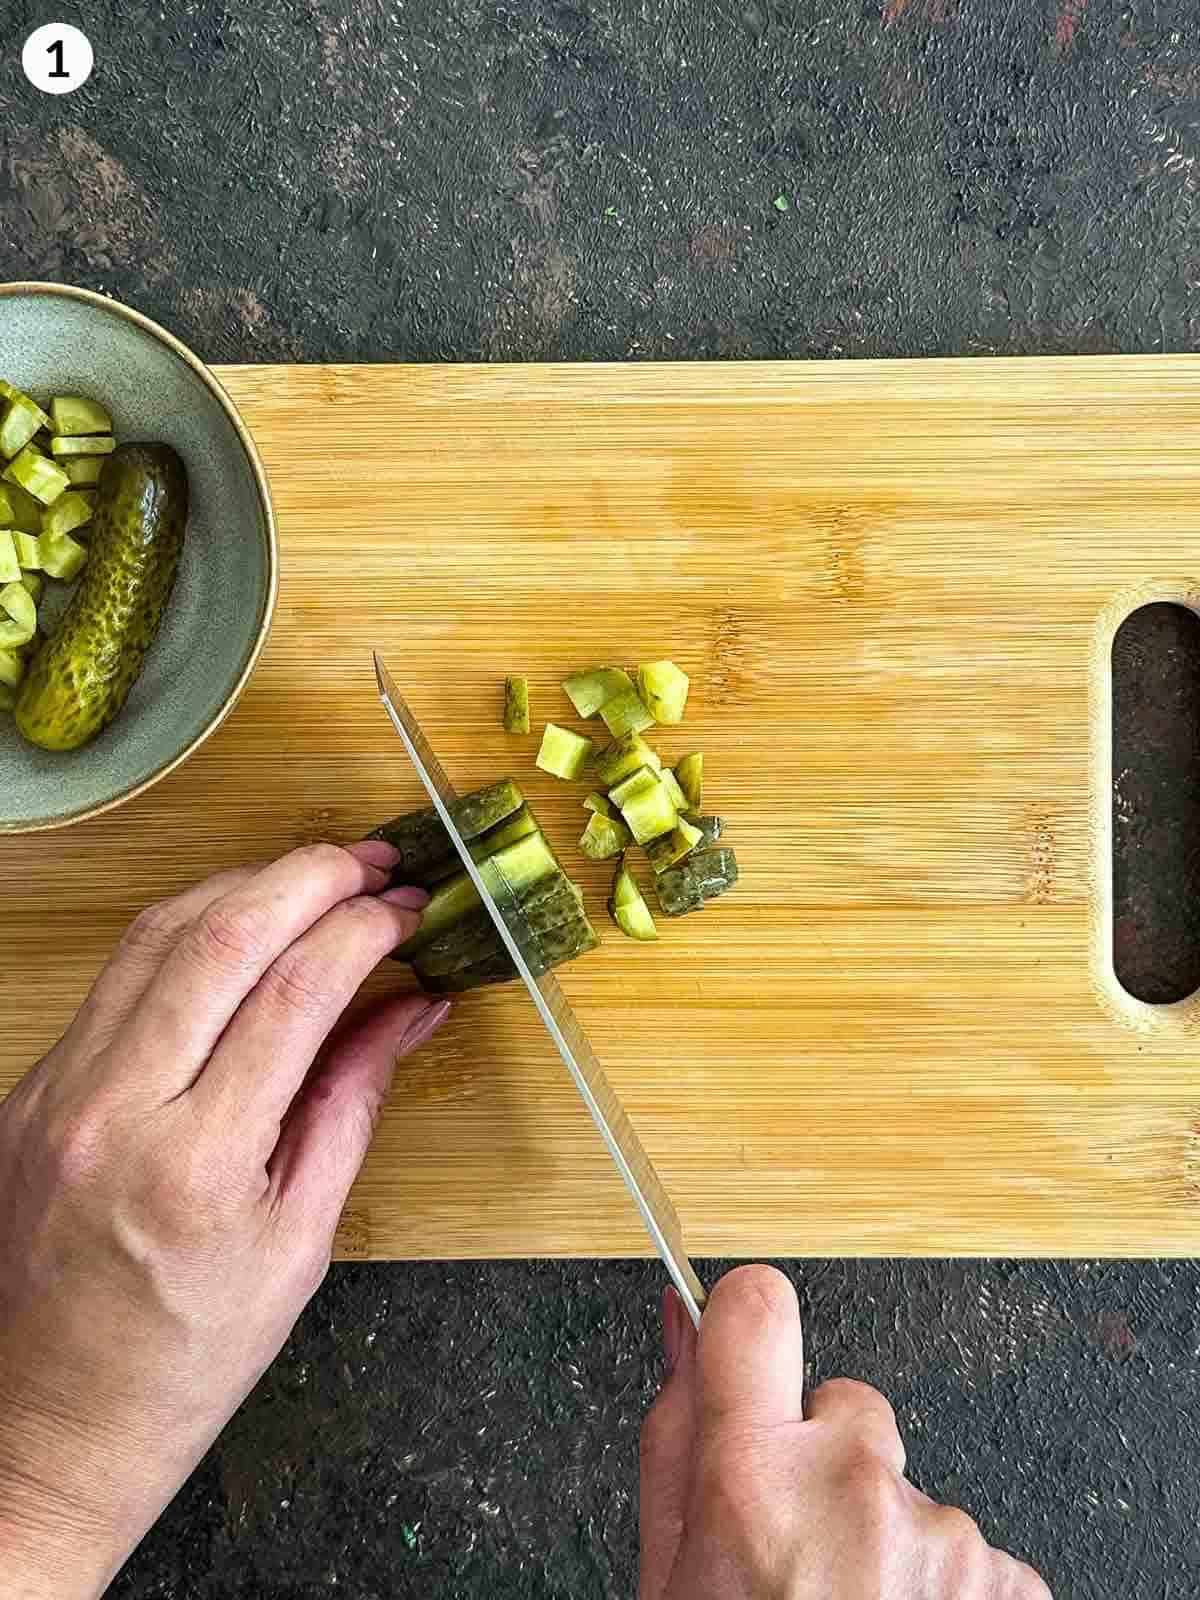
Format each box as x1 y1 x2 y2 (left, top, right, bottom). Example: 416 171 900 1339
0 282 276 832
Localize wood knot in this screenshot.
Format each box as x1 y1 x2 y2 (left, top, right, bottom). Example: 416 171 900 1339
818 507 867 603
705 605 748 707
1022 804 1056 904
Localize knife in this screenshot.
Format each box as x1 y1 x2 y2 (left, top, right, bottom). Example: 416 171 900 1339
373 652 706 1327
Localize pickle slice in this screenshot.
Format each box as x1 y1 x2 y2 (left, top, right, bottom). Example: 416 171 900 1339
536 722 594 780
503 675 530 733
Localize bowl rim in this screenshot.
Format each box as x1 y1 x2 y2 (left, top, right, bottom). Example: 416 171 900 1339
0 280 279 834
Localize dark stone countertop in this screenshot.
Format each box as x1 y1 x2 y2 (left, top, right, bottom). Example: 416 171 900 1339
4 1 1200 1594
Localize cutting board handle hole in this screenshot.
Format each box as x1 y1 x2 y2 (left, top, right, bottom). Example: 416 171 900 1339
1110 601 1200 1005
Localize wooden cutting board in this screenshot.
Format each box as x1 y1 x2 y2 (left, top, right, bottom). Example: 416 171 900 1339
4 355 1200 1260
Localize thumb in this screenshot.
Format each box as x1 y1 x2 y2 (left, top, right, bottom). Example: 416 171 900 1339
270 992 452 1226
639 1287 699 1600
695 1264 805 1436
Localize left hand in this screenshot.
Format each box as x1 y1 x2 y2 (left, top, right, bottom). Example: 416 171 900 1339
0 840 448 1600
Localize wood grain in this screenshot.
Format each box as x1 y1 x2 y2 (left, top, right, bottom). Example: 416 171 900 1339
4 355 1200 1259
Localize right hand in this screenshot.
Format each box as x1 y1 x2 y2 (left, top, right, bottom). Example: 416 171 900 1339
640 1265 1051 1599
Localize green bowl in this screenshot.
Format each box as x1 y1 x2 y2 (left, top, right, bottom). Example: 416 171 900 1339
0 283 277 832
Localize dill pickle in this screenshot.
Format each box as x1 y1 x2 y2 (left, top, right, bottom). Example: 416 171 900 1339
14 444 188 751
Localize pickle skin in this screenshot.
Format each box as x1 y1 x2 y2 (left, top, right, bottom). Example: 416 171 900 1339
504 675 530 734
14 443 188 752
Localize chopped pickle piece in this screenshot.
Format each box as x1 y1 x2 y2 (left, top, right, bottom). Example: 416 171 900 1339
608 765 658 809
4 483 44 534
655 847 739 917
661 768 688 811
598 683 653 738
483 830 558 894
608 862 658 941
0 682 15 712
688 814 723 847
645 816 703 873
583 791 620 819
609 859 640 909
536 722 594 781
3 446 68 506
563 666 634 719
417 910 602 992
618 774 678 844
370 779 525 887
41 491 93 541
636 660 690 724
50 396 113 436
0 398 49 460
593 732 660 789
503 675 530 734
12 532 40 569
472 804 539 859
674 753 703 810
0 581 36 639
579 811 631 860
0 490 11 523
64 455 105 486
39 533 88 581
0 649 24 689
49 434 117 458
394 870 483 959
414 873 592 977
449 779 526 839
19 571 43 603
0 531 19 584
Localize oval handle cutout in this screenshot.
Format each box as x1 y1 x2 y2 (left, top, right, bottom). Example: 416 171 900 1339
1112 601 1200 1003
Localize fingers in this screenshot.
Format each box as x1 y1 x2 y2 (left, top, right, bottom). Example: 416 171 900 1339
639 1288 699 1600
805 1377 907 1476
996 1555 1054 1598
268 991 451 1226
694 1265 805 1437
58 867 259 1078
120 841 403 1094
192 887 428 1134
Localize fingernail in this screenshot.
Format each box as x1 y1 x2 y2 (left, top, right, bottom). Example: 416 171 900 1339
398 999 452 1055
380 884 431 911
347 839 402 870
662 1286 684 1374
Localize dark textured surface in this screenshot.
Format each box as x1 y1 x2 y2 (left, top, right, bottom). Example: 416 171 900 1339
1113 603 1200 1005
4 1 1200 1595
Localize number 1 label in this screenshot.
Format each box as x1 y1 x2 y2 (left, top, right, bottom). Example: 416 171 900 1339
22 23 94 94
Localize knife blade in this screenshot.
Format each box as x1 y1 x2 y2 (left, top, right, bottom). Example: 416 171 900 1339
373 652 706 1327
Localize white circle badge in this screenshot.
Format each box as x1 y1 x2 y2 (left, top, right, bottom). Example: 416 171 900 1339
23 23 94 95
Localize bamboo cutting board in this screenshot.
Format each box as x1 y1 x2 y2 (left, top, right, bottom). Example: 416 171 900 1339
3 355 1200 1260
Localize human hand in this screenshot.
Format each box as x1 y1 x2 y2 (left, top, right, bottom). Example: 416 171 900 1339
640 1265 1051 1599
0 841 449 1600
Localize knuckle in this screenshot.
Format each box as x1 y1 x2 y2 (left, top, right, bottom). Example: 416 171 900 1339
813 1377 904 1463
931 1504 988 1576
45 1106 108 1188
288 1241 332 1305
141 1136 233 1236
840 1453 907 1529
818 1376 892 1418
260 949 331 1022
709 1263 798 1326
1009 1557 1053 1598
189 898 273 973
293 840 354 880
340 1093 382 1159
123 898 186 957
